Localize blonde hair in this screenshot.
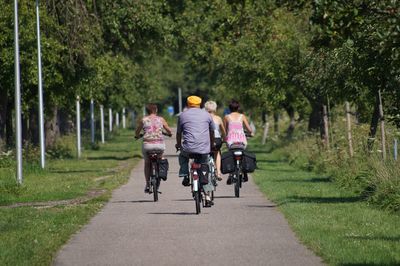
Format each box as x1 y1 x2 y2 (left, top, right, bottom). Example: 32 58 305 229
204 101 217 113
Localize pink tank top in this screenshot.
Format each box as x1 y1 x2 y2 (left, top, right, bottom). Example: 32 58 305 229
226 114 246 146
142 115 163 144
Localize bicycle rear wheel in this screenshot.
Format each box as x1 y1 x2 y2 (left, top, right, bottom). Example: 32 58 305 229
152 177 158 202
194 191 201 214
234 169 240 198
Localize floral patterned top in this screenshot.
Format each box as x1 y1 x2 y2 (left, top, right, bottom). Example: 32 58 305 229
142 115 163 144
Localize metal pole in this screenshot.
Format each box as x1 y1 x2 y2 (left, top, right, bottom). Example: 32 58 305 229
100 105 105 143
116 112 119 128
395 139 398 161
109 108 112 132
90 99 95 143
178 87 182 113
122 108 126 129
76 96 81 158
14 0 23 184
36 0 45 169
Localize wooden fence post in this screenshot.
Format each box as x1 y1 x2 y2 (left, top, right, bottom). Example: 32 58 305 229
378 90 386 160
345 101 354 157
262 114 269 145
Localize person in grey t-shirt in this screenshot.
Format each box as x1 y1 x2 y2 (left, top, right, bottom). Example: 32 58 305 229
176 95 215 189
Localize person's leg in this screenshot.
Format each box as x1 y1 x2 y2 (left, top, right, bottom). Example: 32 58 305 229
179 151 190 186
142 144 151 193
144 158 150 187
215 150 222 180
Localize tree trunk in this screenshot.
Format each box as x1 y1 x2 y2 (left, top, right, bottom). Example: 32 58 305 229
0 91 7 143
285 105 296 138
308 102 322 132
59 109 74 135
29 107 39 145
368 93 380 151
45 107 60 148
273 112 279 136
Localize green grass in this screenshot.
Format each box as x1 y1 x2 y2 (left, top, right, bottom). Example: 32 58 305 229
0 129 141 265
249 140 400 266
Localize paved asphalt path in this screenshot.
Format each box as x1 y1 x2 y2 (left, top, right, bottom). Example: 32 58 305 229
54 135 323 266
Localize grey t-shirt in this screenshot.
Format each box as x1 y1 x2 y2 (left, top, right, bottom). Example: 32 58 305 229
177 108 215 154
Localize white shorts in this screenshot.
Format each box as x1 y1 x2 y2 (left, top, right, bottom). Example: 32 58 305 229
142 143 165 159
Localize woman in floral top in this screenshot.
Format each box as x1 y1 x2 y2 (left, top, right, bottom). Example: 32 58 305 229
135 103 172 193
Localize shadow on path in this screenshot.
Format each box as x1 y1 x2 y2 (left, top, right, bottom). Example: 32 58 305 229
247 204 277 208
148 212 201 216
111 200 154 204
88 155 139 161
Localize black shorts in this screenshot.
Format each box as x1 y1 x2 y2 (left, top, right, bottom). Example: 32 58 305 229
214 138 222 151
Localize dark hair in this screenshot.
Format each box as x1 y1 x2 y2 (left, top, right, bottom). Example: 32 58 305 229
228 99 240 112
146 103 158 114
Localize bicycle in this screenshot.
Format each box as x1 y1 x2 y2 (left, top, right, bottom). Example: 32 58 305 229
208 152 218 201
136 132 171 202
146 150 164 202
226 135 253 198
177 149 213 214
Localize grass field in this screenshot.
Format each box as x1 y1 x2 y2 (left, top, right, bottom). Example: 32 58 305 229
249 139 400 266
0 130 141 265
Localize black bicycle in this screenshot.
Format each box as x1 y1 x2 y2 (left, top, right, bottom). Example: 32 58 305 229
146 150 164 202
136 132 171 202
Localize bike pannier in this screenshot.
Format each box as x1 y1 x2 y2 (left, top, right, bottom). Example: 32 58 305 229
242 151 257 173
198 163 210 185
158 158 169 181
221 151 235 174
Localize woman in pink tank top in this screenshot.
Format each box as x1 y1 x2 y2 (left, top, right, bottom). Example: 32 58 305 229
135 103 172 193
224 99 253 149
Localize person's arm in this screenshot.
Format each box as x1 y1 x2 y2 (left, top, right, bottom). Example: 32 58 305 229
242 115 253 136
161 117 173 136
135 120 144 139
209 116 216 151
218 116 226 139
175 117 182 150
223 115 229 140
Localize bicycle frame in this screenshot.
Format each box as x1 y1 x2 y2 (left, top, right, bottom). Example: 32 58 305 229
147 151 162 202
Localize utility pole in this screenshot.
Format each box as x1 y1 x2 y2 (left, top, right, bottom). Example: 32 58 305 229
100 105 105 143
178 87 182 113
36 0 45 169
14 0 23 184
76 96 81 158
122 108 126 129
90 99 95 144
109 108 112 132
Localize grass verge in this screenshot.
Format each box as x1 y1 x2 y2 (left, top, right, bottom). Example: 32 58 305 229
249 139 400 266
0 129 141 265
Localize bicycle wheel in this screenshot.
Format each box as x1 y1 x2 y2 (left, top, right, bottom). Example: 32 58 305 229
152 177 158 202
194 191 201 214
234 169 240 198
152 163 158 202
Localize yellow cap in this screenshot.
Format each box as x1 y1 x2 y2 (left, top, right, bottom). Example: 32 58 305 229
187 95 202 107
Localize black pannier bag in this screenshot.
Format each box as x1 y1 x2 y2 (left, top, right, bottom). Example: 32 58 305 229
242 151 257 173
198 163 210 185
158 158 169 180
221 151 235 174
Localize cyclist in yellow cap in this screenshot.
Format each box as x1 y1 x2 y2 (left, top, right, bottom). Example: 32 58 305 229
176 95 215 206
